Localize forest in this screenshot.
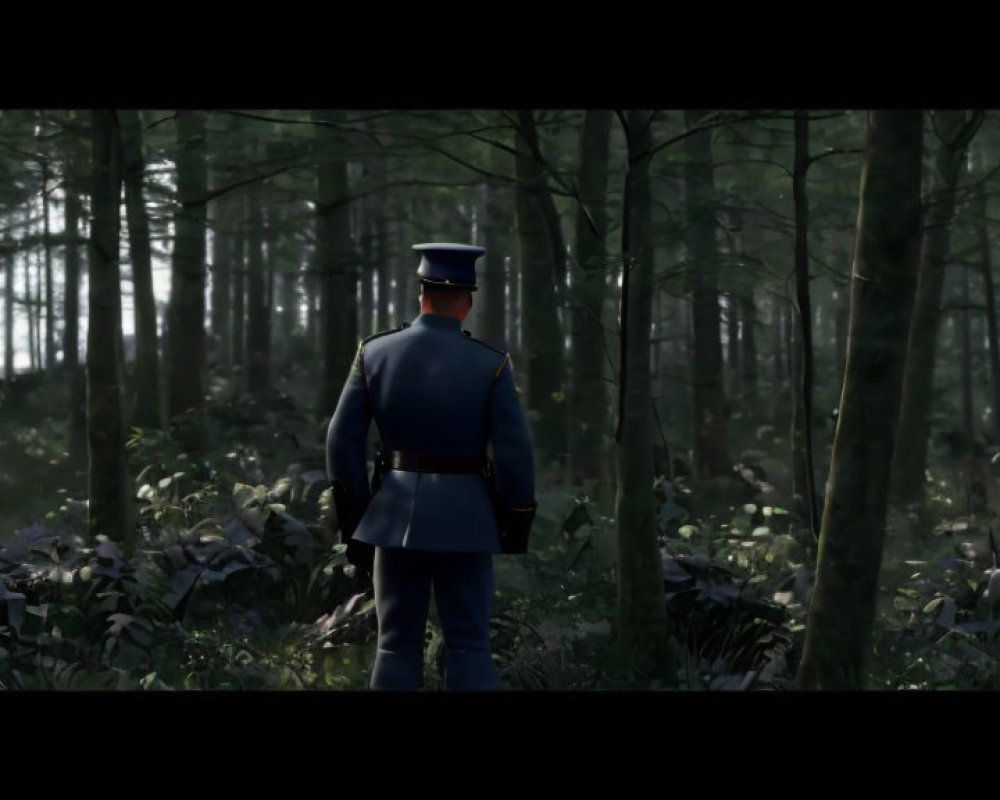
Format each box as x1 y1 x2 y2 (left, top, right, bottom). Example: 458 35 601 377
0 108 995 692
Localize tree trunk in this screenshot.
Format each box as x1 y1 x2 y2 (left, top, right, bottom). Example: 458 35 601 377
797 110 923 690
25 231 34 372
119 109 162 430
791 110 819 536
741 291 758 411
726 295 741 401
86 110 131 548
231 196 246 380
960 260 975 445
516 110 567 464
42 164 55 372
246 171 270 396
210 178 232 370
482 139 514 348
615 109 669 667
977 178 1000 439
892 110 982 503
570 109 613 483
685 110 729 479
63 161 86 455
3 238 12 378
166 111 208 444
315 109 357 416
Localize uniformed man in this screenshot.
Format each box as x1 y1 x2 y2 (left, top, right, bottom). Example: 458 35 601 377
326 243 537 691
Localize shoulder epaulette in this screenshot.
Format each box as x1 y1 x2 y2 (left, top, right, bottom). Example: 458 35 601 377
461 330 506 356
353 323 409 377
362 322 409 346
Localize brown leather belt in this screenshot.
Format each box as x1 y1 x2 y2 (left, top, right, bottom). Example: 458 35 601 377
385 450 485 474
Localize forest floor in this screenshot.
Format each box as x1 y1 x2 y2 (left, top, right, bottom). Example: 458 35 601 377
2 366 1000 690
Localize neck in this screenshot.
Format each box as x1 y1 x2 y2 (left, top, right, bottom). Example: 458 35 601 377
420 303 466 322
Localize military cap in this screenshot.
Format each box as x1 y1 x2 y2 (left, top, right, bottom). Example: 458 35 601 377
413 242 485 291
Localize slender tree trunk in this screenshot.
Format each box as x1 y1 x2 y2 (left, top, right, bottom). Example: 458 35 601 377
231 197 246 380
893 110 983 503
246 172 270 395
615 109 669 667
482 139 513 348
3 238 12 378
86 110 131 548
166 111 208 443
960 260 975 445
24 233 34 372
63 165 86 455
119 109 162 430
570 109 612 482
977 174 1000 439
516 110 567 464
42 164 54 372
791 110 819 536
315 109 357 415
685 110 729 479
726 295 741 401
210 179 232 370
741 291 758 411
798 110 923 690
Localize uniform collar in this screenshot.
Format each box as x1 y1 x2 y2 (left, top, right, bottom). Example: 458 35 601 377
413 313 463 330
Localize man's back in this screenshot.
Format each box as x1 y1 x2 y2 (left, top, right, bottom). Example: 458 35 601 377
327 312 535 553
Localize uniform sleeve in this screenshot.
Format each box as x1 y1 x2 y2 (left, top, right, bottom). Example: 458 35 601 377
326 345 373 509
489 357 536 508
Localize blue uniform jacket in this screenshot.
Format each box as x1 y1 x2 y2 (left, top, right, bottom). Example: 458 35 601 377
326 312 536 553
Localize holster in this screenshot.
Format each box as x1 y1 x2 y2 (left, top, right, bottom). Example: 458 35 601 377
483 460 537 555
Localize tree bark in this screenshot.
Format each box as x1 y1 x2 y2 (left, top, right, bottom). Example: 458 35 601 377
315 109 357 416
976 162 1000 439
685 110 729 479
482 138 514 348
516 109 567 464
63 150 86 455
741 291 758 411
615 109 669 666
246 169 270 395
210 175 232 370
119 109 162 430
231 195 246 380
797 110 923 690
791 110 819 536
570 109 613 482
960 260 975 445
86 109 131 548
166 111 208 450
3 238 12 378
892 110 982 503
42 164 54 372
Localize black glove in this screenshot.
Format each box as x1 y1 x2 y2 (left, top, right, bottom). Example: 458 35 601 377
331 479 375 579
498 503 537 555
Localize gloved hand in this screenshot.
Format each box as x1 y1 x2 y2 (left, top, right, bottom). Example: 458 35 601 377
346 537 375 579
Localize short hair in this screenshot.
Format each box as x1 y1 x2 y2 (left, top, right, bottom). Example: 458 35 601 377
421 283 472 313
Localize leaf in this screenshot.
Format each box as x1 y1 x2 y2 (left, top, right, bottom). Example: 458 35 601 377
923 597 943 614
158 476 173 490
678 525 698 540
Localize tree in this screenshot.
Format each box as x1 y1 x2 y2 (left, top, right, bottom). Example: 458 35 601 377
315 110 356 416
892 111 983 503
119 109 162 430
684 110 729 480
515 110 567 465
166 111 208 442
798 110 923 690
614 109 670 668
86 110 132 547
570 109 613 483
791 110 819 536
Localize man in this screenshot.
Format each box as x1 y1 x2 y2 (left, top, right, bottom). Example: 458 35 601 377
326 243 537 691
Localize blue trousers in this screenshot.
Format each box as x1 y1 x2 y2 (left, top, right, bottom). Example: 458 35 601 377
370 547 499 691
